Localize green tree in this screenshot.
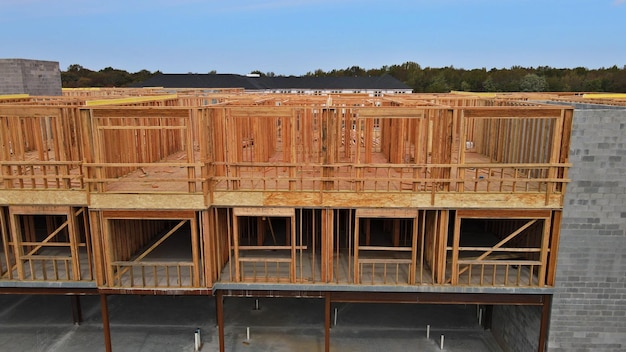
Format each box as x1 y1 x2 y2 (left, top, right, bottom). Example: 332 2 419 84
60 63 626 92
425 73 450 93
482 77 497 92
520 74 548 92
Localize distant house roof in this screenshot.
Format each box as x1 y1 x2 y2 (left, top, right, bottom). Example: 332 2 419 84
137 73 411 91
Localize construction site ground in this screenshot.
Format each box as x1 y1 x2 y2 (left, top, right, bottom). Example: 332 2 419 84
0 294 503 352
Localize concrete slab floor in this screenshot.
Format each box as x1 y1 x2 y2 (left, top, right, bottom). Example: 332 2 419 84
0 294 503 352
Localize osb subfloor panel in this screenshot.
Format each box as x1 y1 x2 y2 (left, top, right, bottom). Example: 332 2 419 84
3 147 548 194
100 150 204 193
115 148 545 194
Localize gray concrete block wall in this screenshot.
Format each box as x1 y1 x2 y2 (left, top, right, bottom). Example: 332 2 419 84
0 59 25 95
492 305 541 352
0 58 62 96
548 109 626 351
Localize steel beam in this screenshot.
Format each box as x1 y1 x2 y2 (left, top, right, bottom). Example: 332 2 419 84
330 292 546 305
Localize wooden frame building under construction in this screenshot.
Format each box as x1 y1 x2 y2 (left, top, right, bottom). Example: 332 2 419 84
0 88 577 351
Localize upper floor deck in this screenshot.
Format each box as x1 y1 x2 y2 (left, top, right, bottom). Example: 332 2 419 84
0 92 573 210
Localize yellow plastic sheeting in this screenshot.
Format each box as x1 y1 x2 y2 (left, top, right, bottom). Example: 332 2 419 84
582 93 626 99
62 88 102 91
450 91 498 98
0 94 29 100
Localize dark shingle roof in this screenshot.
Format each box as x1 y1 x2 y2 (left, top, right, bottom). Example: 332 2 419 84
138 74 255 89
137 73 410 91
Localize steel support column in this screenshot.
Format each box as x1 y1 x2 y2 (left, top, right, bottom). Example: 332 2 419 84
70 295 82 325
217 290 225 352
538 294 552 352
100 294 112 352
325 292 331 352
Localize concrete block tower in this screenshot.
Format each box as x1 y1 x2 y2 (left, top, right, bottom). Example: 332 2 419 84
0 58 62 96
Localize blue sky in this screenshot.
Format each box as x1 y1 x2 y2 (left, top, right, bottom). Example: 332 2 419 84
1 0 624 75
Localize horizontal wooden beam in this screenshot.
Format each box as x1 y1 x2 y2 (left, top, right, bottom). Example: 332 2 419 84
456 209 551 219
101 210 196 219
8 205 71 215
355 208 419 218
0 106 61 117
89 107 190 118
212 191 565 209
0 190 88 206
85 95 178 106
463 107 566 118
89 194 206 210
98 288 212 295
356 107 428 118
226 107 294 117
232 207 295 217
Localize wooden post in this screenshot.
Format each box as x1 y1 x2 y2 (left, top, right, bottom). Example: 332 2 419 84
321 209 328 281
89 211 105 286
190 216 201 287
451 212 461 285
353 214 360 284
392 219 400 247
185 110 196 193
410 215 418 285
323 108 336 191
201 210 214 287
437 211 449 284
103 218 116 287
232 213 241 282
68 207 81 281
290 215 296 282
321 209 334 282
538 215 552 286
289 109 297 190
8 211 24 280
256 217 265 246
547 211 562 286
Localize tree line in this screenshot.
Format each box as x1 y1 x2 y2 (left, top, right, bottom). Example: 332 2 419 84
61 64 158 88
62 62 626 93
